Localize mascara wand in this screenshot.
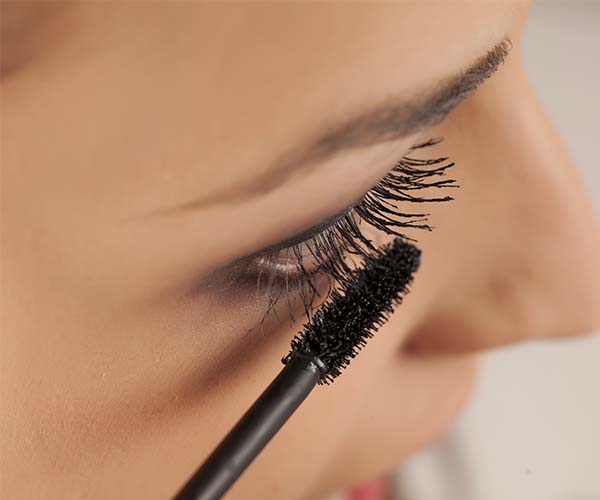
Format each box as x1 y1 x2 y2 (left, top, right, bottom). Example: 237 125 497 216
173 238 421 500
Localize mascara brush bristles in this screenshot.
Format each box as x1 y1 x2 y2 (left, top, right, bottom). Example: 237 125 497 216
285 238 421 384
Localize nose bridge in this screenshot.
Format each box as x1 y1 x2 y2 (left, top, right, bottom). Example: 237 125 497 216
501 67 598 241
497 70 590 202
489 58 600 253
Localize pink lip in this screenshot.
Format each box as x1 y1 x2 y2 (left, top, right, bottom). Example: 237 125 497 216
347 476 389 500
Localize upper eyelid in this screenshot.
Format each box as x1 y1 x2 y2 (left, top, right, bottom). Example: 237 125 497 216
238 202 359 262
197 202 358 292
200 146 408 284
234 136 454 266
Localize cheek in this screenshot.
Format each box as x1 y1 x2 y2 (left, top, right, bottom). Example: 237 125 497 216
0 284 307 499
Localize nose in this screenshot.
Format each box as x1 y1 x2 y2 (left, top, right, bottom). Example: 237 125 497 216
407 52 600 354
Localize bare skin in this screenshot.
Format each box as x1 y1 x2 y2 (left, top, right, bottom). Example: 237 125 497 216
1 3 599 499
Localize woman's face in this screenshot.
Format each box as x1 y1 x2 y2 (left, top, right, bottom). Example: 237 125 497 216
2 3 599 499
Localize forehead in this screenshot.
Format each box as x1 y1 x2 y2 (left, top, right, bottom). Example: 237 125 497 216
143 2 518 179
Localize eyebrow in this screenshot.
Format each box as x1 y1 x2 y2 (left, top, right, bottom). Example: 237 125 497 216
156 38 511 214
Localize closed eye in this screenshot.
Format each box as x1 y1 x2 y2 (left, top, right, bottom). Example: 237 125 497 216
204 138 457 322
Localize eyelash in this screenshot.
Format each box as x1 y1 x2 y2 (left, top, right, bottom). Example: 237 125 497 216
239 138 456 325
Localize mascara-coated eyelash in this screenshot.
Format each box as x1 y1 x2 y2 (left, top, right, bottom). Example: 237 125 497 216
227 138 456 323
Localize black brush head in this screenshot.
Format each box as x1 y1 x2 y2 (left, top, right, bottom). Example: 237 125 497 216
285 238 421 384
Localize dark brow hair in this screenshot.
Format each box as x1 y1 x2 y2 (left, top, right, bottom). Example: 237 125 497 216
153 38 511 214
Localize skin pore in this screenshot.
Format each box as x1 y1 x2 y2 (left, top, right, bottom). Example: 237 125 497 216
1 3 600 500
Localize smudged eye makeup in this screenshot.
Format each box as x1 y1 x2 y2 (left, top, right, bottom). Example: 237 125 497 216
209 138 456 322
